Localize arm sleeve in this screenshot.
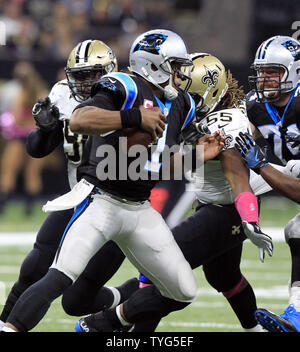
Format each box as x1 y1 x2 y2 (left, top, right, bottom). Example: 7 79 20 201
26 122 64 158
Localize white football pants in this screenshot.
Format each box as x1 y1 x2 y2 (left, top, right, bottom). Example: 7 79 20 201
51 192 197 302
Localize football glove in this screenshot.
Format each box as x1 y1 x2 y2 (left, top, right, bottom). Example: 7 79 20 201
285 134 300 149
242 221 273 263
32 97 60 132
182 121 211 145
235 132 269 174
284 160 300 178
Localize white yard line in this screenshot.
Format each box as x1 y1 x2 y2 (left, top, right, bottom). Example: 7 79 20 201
0 232 37 245
0 227 286 246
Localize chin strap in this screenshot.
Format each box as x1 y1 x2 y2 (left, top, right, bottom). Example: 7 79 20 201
141 66 178 100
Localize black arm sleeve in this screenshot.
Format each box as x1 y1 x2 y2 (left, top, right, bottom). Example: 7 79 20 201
26 122 64 158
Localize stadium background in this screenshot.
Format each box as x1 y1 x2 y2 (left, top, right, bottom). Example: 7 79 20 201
0 0 299 333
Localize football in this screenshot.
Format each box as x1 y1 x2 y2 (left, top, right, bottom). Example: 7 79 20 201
121 106 161 149
122 127 153 149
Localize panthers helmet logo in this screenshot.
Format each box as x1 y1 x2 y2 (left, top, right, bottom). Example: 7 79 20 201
281 40 300 61
132 33 168 55
202 66 219 87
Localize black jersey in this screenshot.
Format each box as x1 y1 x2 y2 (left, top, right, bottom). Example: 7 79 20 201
246 87 300 165
75 72 195 201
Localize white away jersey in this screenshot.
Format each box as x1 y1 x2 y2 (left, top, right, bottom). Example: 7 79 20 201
48 80 87 188
193 107 272 204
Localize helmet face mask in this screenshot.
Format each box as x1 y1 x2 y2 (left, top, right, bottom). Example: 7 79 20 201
169 59 193 90
65 40 117 102
129 29 193 100
249 63 292 103
249 35 300 103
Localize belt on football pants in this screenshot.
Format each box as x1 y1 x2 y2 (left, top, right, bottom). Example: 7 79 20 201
93 187 148 206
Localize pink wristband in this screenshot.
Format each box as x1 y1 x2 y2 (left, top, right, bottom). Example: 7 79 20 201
235 192 259 224
139 282 153 289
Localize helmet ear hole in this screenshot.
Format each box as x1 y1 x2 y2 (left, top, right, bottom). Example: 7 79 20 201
212 89 219 97
151 64 158 72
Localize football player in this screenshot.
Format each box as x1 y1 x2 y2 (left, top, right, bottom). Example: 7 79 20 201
245 35 300 332
235 132 300 204
0 40 139 331
75 53 276 332
2 29 225 332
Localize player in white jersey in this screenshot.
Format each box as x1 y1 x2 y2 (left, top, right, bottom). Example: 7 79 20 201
0 40 138 330
75 53 274 332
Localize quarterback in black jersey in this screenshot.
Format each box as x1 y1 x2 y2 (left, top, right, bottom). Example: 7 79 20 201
245 35 300 332
3 29 224 332
75 70 195 201
75 54 273 333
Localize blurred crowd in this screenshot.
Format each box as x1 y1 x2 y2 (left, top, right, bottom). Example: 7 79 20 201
0 0 197 63
0 0 203 215
0 0 298 215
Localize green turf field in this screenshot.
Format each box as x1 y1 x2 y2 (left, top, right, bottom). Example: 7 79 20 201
0 196 299 332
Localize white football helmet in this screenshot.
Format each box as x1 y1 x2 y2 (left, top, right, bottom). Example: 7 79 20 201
249 35 300 102
129 29 193 100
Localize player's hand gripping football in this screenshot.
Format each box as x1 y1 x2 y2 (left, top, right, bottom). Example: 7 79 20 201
139 106 167 143
198 131 225 161
32 97 60 132
235 132 269 174
242 221 273 263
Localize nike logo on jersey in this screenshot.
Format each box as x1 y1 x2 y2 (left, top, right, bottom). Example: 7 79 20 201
290 164 296 173
106 78 117 83
218 123 229 129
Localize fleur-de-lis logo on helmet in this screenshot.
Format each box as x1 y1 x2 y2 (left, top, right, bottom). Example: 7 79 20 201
202 66 219 87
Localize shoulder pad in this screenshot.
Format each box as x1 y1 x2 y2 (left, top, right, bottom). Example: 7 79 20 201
181 91 196 130
203 108 251 149
246 91 259 109
48 79 71 105
295 85 300 97
91 72 138 110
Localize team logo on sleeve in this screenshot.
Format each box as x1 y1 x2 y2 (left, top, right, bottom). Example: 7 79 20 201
97 79 117 92
202 66 219 87
281 40 300 61
132 34 168 55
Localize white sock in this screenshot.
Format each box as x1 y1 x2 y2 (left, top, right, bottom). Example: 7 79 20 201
1 324 16 332
289 286 300 311
115 305 131 326
107 286 121 309
244 324 264 332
